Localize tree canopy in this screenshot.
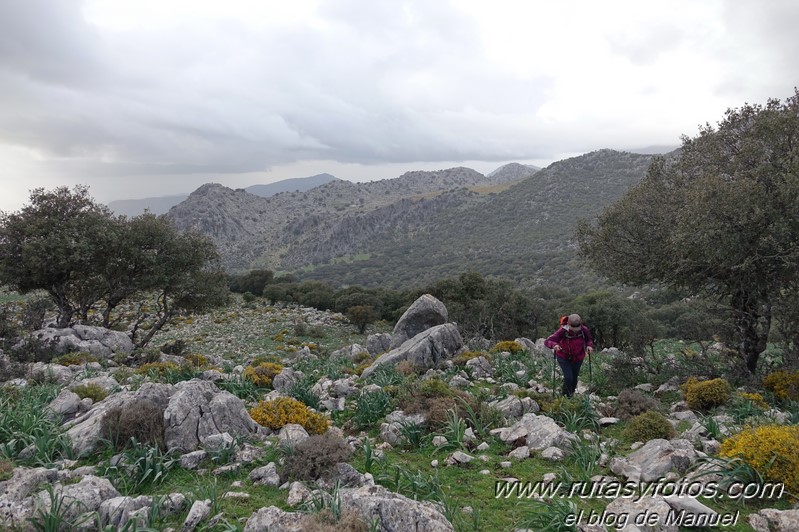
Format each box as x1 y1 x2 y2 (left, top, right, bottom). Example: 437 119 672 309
0 186 228 346
577 90 799 373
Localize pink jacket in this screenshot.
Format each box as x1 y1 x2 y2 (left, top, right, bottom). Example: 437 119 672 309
544 325 594 362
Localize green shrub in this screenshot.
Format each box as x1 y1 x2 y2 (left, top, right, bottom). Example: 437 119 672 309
353 390 393 430
100 399 166 451
53 352 98 366
681 377 731 411
71 383 109 403
491 341 525 354
623 411 676 442
280 431 353 482
614 388 662 420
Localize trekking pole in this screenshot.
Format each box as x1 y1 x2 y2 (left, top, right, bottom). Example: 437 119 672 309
552 351 557 399
587 347 592 384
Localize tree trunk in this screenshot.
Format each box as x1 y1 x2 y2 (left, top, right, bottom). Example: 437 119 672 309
732 290 771 374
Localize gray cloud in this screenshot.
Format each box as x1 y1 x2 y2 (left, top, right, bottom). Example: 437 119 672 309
0 0 797 186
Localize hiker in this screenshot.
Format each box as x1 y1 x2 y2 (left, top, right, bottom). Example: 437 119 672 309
544 314 594 397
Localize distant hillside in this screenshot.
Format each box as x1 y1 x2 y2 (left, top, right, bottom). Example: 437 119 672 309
488 162 540 181
108 174 340 217
167 153 660 289
244 173 339 197
167 166 513 271
300 150 656 289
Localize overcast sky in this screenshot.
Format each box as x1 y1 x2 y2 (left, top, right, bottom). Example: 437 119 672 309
1 0 797 211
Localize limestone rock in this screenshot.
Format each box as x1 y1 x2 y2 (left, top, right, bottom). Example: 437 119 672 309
390 294 448 349
164 380 259 453
244 506 305 532
610 439 697 482
339 483 454 531
361 324 463 379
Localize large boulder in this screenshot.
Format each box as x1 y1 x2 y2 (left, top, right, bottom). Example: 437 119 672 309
32 476 120 524
244 506 306 532
749 509 799 531
339 483 454 531
610 439 698 482
491 413 577 451
163 379 262 453
390 294 448 349
361 324 463 379
64 382 172 457
21 326 133 359
0 467 59 529
604 495 678 531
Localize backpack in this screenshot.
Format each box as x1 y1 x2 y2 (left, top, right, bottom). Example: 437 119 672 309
559 316 585 339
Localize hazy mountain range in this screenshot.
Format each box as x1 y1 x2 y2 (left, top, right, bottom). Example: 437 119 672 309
107 173 340 216
154 152 666 289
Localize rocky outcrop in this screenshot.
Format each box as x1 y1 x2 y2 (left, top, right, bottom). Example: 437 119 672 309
22 325 133 359
163 380 262 453
749 509 799 531
491 413 578 452
610 439 698 482
64 382 172 457
0 467 59 529
339 484 454 531
390 295 448 349
361 324 463 379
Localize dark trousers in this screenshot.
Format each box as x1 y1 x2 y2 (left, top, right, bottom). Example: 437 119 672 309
557 356 583 397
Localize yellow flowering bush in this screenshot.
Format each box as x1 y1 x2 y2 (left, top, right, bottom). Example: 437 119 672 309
763 370 799 402
243 362 284 387
738 391 769 410
249 397 329 435
720 424 799 494
681 377 731 411
491 341 525 354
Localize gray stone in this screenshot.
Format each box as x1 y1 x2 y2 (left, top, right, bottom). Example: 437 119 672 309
390 294 449 349
244 506 305 532
663 495 718 525
48 389 82 418
286 482 312 507
28 363 73 385
610 439 697 482
380 423 403 446
24 326 133 360
491 396 539 419
748 509 799 532
541 447 565 461
598 417 620 426
604 495 677 531
446 451 473 465
64 382 172 457
33 476 120 524
362 324 464 378
181 499 211 532
70 376 118 393
180 451 207 470
339 484 454 531
465 356 493 378
202 432 235 453
0 467 59 528
164 380 259 453
366 333 392 355
508 446 529 460
492 413 578 452
279 424 310 446
272 368 303 393
99 496 153 528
